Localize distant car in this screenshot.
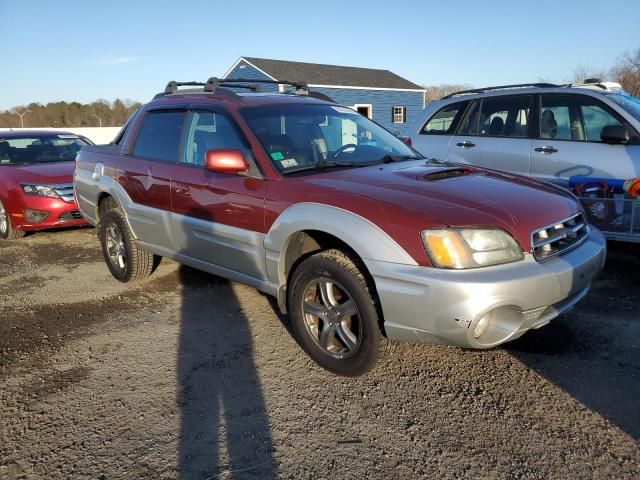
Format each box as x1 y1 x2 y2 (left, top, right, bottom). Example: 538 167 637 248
0 130 90 239
75 78 605 376
409 81 640 185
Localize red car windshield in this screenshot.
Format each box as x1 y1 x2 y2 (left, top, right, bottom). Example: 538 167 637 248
0 134 89 165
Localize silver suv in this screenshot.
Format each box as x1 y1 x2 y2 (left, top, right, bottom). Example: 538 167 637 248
409 81 640 186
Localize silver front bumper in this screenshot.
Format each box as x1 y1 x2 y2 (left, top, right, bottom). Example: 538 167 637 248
365 227 606 349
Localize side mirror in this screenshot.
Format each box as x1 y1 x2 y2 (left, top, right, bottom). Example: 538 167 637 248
601 125 630 144
204 149 249 174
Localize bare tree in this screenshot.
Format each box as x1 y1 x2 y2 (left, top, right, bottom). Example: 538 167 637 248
568 64 610 84
423 84 474 104
91 99 112 126
612 48 640 97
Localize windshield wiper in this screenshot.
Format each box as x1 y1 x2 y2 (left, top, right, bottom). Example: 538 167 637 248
282 160 363 175
379 154 422 163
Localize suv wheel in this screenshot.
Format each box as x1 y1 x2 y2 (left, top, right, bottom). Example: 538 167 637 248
288 249 385 376
0 199 25 240
99 208 160 282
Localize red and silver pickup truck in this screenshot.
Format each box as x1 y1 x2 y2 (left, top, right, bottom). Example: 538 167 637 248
74 78 606 376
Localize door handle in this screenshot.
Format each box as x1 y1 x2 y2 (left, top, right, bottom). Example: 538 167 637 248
174 184 190 196
534 146 558 154
456 141 476 148
92 162 104 180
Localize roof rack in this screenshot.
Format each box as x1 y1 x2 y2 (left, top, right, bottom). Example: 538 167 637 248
156 77 334 102
442 83 562 99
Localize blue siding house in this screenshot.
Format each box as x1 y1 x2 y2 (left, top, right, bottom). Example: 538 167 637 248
223 57 426 135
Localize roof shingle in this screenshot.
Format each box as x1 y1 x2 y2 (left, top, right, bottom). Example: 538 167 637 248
238 57 424 90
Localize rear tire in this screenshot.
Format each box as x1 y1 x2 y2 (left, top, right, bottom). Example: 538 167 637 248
288 248 385 376
0 199 26 240
99 208 160 282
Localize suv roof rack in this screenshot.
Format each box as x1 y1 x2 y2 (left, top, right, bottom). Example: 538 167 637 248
442 83 562 99
155 77 335 102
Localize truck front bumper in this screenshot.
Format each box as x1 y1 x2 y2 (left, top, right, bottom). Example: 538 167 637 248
365 227 606 349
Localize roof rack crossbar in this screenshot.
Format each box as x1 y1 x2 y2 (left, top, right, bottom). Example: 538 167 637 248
442 83 562 99
164 81 206 95
157 77 334 102
205 77 309 94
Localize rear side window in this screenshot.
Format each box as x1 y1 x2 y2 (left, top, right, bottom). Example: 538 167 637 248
133 110 186 162
459 96 531 138
182 111 247 166
421 101 468 135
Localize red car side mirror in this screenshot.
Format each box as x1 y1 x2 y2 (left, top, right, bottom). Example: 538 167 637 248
205 149 249 175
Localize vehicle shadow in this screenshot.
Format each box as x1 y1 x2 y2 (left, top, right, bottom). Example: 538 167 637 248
505 241 640 441
176 265 277 479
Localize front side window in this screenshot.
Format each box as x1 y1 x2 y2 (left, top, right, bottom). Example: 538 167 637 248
421 101 468 135
240 104 419 173
0 134 89 165
580 104 625 142
459 96 531 138
132 110 186 162
182 111 247 166
540 94 626 143
392 106 406 124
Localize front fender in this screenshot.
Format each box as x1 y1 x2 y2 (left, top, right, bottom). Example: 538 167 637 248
264 202 417 290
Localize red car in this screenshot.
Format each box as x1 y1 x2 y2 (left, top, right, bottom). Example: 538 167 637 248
0 130 89 239
75 78 606 376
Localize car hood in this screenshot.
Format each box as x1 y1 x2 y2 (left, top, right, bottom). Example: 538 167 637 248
0 161 75 185
294 161 580 249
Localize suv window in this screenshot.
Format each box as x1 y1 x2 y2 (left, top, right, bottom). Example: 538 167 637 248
581 104 624 142
132 110 186 162
182 111 247 166
421 101 468 135
540 94 626 142
459 96 531 138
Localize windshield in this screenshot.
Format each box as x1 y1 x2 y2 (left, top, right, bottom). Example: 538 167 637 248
0 134 89 165
240 104 420 173
607 93 640 122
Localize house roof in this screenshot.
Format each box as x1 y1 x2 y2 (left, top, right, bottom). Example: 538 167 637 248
232 57 424 91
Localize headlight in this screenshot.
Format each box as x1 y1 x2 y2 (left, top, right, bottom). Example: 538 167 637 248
422 228 524 269
21 184 60 199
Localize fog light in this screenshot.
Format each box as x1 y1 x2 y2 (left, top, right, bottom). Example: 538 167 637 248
24 209 49 223
473 312 492 338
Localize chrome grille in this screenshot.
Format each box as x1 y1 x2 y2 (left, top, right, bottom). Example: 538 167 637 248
531 212 589 260
52 183 75 203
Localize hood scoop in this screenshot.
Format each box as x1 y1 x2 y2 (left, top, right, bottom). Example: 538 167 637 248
422 168 474 181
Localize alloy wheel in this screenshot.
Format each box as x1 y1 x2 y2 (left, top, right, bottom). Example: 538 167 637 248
301 277 362 359
0 200 8 235
105 223 126 271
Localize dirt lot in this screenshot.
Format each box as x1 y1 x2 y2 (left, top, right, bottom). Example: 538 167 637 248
1 227 639 479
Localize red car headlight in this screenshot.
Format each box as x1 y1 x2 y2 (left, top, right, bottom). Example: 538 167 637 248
21 184 60 199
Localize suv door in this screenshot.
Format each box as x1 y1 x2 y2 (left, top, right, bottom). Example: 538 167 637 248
448 95 533 175
122 109 186 251
171 109 268 280
530 93 640 185
412 100 469 160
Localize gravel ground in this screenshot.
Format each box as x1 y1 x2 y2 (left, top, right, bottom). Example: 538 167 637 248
0 227 639 479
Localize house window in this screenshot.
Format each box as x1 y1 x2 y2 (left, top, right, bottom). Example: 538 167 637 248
392 106 407 124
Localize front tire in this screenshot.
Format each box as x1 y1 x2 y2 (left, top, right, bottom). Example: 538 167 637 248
288 249 385 376
0 199 26 240
99 208 160 282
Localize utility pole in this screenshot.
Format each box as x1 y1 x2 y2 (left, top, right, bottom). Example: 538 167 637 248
11 108 31 128
92 114 103 127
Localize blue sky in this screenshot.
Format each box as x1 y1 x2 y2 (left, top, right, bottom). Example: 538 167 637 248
0 0 637 110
